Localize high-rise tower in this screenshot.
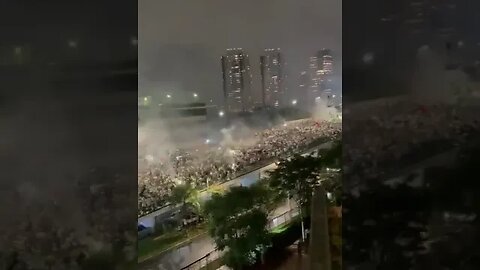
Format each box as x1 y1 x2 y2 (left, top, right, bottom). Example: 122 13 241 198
260 48 284 108
221 48 253 113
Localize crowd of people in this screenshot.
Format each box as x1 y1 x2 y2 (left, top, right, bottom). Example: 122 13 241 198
138 119 341 216
0 169 137 270
344 98 480 183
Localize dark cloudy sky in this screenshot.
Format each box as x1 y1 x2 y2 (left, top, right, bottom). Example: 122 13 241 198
139 0 341 104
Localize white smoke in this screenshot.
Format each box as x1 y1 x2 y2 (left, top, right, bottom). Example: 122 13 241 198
138 118 175 161
312 98 339 122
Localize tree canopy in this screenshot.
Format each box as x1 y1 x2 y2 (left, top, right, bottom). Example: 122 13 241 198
204 185 272 269
169 183 201 217
267 140 342 212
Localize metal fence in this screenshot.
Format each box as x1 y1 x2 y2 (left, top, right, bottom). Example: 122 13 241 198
180 248 222 270
268 208 300 230
180 208 300 270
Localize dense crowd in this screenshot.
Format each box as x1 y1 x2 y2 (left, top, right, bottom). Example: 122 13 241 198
344 98 480 182
138 119 341 216
0 169 137 270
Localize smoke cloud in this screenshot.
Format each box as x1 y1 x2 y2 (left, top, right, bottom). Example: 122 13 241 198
312 98 340 122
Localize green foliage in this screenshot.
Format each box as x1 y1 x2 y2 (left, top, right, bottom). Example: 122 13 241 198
204 185 271 269
267 140 342 212
170 183 201 217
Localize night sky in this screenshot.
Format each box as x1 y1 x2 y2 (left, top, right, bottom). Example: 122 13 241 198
139 0 341 104
0 0 137 64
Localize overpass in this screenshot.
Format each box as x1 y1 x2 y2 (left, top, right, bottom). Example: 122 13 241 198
138 140 334 229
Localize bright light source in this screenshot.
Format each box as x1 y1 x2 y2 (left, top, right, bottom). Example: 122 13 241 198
144 97 148 101
205 139 211 144
291 99 297 106
193 93 198 98
175 179 184 185
218 111 225 117
166 94 171 99
332 94 336 98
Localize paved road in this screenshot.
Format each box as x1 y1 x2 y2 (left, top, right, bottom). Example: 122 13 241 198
139 201 298 270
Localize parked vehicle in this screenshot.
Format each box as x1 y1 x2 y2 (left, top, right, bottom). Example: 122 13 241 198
138 224 153 239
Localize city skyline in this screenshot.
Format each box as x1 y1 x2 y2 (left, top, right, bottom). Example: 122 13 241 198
139 47 339 110
139 0 341 106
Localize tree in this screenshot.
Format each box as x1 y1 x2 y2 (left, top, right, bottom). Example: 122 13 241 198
204 185 272 269
169 183 201 219
267 140 342 240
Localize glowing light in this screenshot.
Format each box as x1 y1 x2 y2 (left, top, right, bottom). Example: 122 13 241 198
291 99 297 106
175 179 184 185
144 97 148 101
205 139 211 144
218 111 225 117
193 93 198 98
68 40 78 48
166 94 171 99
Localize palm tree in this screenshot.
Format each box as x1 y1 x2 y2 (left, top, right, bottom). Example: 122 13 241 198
170 183 201 221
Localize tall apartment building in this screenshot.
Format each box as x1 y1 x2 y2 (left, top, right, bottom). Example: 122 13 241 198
260 48 284 108
221 48 253 113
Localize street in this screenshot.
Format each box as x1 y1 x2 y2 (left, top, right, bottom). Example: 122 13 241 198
139 201 298 270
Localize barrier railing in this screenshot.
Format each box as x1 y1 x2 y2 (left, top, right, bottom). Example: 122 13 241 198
180 248 222 270
180 208 300 270
268 208 300 230
139 136 333 219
